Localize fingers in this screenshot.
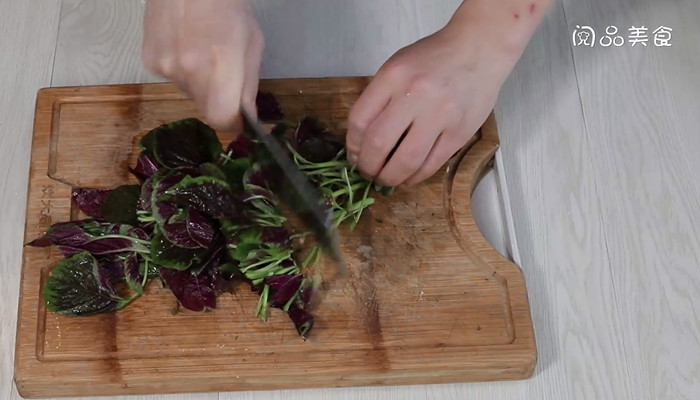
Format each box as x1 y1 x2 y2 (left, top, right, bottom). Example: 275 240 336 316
355 96 419 180
240 25 265 117
142 0 180 76
345 77 393 164
374 114 445 187
141 0 263 132
404 129 463 186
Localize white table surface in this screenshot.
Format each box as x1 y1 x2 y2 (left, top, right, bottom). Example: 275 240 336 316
2 1 699 399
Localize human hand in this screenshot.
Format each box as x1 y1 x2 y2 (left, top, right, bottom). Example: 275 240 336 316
345 18 523 186
142 0 264 131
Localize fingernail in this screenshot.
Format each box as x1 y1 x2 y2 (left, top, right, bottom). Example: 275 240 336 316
348 153 358 165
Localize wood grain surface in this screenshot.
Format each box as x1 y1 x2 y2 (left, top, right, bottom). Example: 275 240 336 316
14 79 534 398
2 0 699 399
563 1 700 398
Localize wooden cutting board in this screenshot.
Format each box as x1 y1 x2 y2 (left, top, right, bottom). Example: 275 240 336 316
14 77 536 398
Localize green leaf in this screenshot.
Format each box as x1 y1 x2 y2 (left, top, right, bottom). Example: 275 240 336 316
146 263 160 277
199 162 227 181
123 254 144 294
239 226 262 245
219 262 240 275
100 185 141 225
219 157 252 191
43 252 134 316
150 230 205 271
232 242 260 263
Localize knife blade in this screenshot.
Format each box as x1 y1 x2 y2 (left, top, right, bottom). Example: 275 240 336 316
240 107 347 304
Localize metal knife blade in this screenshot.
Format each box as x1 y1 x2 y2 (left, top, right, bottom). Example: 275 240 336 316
240 107 347 294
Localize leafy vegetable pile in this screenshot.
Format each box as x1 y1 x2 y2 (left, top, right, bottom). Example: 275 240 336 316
28 93 392 340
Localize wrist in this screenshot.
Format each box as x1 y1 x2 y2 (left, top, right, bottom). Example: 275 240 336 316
444 0 554 67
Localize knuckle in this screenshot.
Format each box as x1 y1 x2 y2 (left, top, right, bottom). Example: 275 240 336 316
379 58 409 82
347 113 369 135
155 55 176 77
439 97 461 117
366 133 389 152
177 51 201 75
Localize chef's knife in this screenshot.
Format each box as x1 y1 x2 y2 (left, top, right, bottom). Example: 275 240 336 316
240 107 347 301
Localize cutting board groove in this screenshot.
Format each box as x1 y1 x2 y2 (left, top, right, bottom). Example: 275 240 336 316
15 77 536 398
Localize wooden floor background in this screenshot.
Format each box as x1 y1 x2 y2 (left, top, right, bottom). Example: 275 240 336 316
1 0 699 399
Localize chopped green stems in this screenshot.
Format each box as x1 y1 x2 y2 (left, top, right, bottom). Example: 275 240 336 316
330 182 367 198
302 245 322 268
277 264 299 275
253 218 286 227
220 152 234 163
342 167 354 206
298 160 349 170
240 256 285 273
283 291 299 312
251 277 264 286
141 258 149 287
255 284 270 320
244 261 287 280
289 231 311 240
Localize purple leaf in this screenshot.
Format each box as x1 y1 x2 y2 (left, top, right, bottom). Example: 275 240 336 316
151 230 207 271
27 224 89 248
246 167 269 189
28 222 148 256
287 306 314 340
140 176 154 212
298 279 314 310
191 238 225 275
294 117 344 163
58 245 88 258
225 134 252 159
129 153 159 182
124 226 150 241
261 226 291 246
155 201 178 225
123 253 144 293
149 118 224 169
97 254 127 283
43 252 129 316
163 176 241 220
187 209 215 247
97 257 124 293
264 273 303 307
79 237 139 255
255 91 284 122
72 188 111 218
160 265 219 312
152 172 190 225
163 216 200 249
